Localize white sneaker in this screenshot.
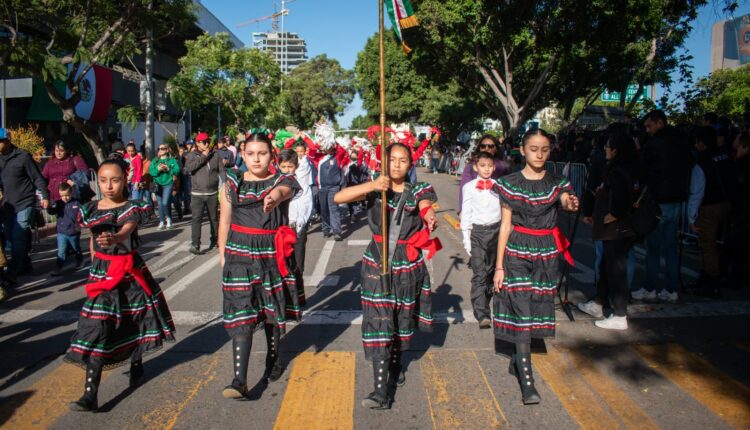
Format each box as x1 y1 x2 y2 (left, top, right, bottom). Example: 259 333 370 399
157 221 165 230
657 289 678 303
594 315 628 330
577 300 604 318
166 218 173 229
631 288 656 301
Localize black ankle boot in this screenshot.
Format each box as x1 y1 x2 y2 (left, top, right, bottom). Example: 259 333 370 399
388 348 405 387
223 337 251 399
515 353 541 405
129 360 144 387
264 324 283 382
70 362 102 412
361 359 391 409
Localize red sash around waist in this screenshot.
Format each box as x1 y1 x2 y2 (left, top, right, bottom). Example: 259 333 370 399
513 225 574 266
86 251 153 299
373 229 442 262
230 224 297 277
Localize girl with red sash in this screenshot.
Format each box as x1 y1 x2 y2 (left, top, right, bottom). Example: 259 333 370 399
335 142 440 410
66 159 175 412
492 129 579 405
218 131 303 399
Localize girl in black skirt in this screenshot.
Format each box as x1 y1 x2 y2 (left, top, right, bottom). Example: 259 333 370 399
493 129 579 405
335 142 441 410
218 131 303 399
67 159 176 412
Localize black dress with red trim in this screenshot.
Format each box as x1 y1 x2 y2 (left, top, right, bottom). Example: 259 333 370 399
65 200 176 370
222 169 304 338
360 182 440 361
493 171 573 343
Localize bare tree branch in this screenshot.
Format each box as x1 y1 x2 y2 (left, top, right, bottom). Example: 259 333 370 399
519 53 558 119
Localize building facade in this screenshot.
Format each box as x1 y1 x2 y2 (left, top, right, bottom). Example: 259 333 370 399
252 32 308 74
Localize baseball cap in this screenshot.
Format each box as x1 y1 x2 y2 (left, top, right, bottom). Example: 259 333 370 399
0 128 8 140
195 132 209 142
111 140 124 152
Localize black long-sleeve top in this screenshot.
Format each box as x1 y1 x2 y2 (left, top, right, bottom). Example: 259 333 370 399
0 146 49 212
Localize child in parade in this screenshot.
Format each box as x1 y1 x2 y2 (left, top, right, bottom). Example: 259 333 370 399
278 148 312 291
460 152 501 329
67 159 175 412
334 142 441 410
218 131 304 399
51 182 84 276
493 129 579 405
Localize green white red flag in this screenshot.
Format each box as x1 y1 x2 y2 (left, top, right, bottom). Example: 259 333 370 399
385 0 419 53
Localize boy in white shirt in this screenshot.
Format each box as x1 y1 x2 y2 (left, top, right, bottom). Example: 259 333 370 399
460 152 501 329
279 149 312 284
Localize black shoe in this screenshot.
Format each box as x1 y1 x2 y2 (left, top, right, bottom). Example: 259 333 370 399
69 395 98 412
515 353 541 405
478 318 492 329
333 234 343 242
74 256 84 270
129 361 145 387
189 245 201 255
222 380 248 399
207 241 218 251
323 231 332 238
266 359 283 382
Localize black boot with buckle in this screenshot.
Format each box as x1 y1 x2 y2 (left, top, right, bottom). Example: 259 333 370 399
515 352 541 405
388 345 406 387
263 324 283 382
70 360 103 412
223 336 251 399
361 359 391 409
129 359 145 387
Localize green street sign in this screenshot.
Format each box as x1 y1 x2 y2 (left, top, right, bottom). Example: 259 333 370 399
600 85 649 103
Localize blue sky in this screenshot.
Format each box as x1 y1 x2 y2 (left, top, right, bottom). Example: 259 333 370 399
202 0 750 127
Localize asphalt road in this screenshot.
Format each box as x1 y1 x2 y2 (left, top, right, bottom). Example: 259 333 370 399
1 167 749 430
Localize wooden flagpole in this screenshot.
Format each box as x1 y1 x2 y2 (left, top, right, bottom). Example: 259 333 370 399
379 0 389 276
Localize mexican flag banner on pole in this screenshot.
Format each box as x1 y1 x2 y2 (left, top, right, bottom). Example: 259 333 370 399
385 0 419 53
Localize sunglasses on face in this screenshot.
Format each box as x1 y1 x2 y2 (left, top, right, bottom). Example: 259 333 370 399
158 147 167 150
479 144 495 149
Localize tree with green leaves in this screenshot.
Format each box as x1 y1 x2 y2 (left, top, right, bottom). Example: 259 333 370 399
1 0 195 162
410 0 705 136
168 33 282 131
683 64 750 121
284 54 355 129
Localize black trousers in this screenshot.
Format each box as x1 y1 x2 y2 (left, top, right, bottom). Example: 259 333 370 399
190 193 218 248
597 236 637 317
470 223 499 321
293 225 308 274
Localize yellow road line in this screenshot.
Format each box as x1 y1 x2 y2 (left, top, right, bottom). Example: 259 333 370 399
535 348 620 429
442 214 460 230
472 350 509 426
0 361 108 430
138 353 220 430
633 344 750 430
274 351 355 430
419 350 508 429
565 348 659 430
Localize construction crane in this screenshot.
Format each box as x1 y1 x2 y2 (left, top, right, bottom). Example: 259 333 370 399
236 0 296 32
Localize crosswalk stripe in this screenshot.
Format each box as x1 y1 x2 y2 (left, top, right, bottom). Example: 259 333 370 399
419 350 509 429
632 344 750 430
273 351 355 430
535 348 620 429
0 361 108 430
564 347 659 429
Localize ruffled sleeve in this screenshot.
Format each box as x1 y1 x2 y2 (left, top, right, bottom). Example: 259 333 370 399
277 174 302 198
117 200 152 225
552 173 574 204
495 175 515 208
411 182 437 206
78 201 100 229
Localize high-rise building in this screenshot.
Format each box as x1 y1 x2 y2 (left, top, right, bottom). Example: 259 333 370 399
252 32 308 74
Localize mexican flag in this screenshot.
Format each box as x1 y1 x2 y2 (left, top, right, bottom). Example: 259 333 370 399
385 0 419 53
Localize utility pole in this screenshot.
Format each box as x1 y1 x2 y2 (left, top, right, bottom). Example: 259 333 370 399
144 0 155 158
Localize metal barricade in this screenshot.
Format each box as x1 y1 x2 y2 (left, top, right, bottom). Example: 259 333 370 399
544 162 588 197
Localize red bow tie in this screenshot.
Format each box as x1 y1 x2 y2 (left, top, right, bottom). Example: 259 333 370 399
476 179 493 191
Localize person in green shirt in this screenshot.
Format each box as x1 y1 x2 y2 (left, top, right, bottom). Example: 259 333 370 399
149 144 181 229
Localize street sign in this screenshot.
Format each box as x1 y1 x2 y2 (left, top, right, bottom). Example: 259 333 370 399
1 78 34 128
600 85 648 103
